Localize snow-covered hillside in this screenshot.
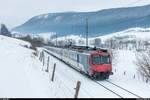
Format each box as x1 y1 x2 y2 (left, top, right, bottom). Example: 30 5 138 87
0 34 150 98
95 27 150 42
0 35 52 97
48 27 150 46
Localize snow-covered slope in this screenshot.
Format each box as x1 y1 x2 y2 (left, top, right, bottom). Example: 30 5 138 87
0 34 150 98
50 27 150 46
95 27 150 42
0 35 120 98
0 35 52 97
41 48 150 98
109 50 150 97
30 32 55 43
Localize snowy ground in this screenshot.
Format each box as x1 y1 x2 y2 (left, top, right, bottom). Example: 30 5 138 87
56 27 150 44
25 27 150 47
0 35 150 98
110 50 150 98
0 35 52 98
41 48 150 98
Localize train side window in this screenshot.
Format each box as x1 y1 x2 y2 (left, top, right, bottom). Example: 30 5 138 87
77 54 79 63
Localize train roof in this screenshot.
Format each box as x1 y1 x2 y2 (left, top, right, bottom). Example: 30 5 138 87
53 45 109 55
70 45 108 52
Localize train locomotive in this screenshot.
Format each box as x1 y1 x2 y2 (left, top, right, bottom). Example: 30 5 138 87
45 46 113 80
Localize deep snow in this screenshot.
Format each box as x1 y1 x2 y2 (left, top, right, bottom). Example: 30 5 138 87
0 35 150 98
0 35 52 97
41 48 150 98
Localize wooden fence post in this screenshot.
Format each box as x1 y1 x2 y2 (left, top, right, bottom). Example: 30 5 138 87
133 74 135 79
43 52 45 66
40 52 43 62
36 50 38 57
124 71 126 75
146 78 148 83
2 98 9 100
46 56 49 72
74 81 81 98
51 63 56 82
39 52 41 61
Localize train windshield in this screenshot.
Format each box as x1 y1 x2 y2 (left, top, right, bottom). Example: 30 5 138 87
91 55 110 65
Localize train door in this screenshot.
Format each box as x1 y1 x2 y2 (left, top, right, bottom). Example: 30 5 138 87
87 56 91 75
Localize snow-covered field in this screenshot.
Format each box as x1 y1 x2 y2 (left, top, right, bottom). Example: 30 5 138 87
0 34 150 98
54 27 150 44
94 27 150 42
0 35 52 97
22 27 150 47
110 50 150 97
11 32 55 43
41 48 150 98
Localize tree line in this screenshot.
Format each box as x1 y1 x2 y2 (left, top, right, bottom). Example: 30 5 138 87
0 24 11 37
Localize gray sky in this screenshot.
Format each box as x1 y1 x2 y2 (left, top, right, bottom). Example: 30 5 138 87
0 0 150 29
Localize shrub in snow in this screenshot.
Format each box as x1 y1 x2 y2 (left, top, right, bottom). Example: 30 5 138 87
17 35 44 50
93 38 101 47
135 51 150 81
110 49 118 66
104 38 118 50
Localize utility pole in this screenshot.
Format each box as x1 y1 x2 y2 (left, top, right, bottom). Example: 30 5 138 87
56 33 57 47
86 18 88 48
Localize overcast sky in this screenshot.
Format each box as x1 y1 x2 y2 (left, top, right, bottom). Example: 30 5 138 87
0 0 150 29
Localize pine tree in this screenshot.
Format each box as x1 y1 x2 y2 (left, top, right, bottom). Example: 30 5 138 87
0 24 11 37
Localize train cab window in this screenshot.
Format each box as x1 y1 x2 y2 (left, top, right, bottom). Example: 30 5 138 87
91 55 110 65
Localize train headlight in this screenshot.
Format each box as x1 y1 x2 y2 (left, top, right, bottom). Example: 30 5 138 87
107 69 111 71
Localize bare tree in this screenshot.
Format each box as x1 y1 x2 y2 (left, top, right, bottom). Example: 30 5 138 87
17 35 44 50
144 41 150 50
47 40 55 46
78 39 84 45
109 49 118 66
105 38 118 49
67 39 76 46
57 40 66 47
0 24 11 37
93 38 101 47
135 51 150 81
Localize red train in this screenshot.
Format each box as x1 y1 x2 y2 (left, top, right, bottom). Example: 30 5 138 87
46 46 113 80
90 51 113 79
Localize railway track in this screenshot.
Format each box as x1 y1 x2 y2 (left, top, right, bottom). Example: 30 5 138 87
106 80 142 98
43 48 142 98
94 80 142 98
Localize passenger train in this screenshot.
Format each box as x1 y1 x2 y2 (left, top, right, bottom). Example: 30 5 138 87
45 46 113 80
